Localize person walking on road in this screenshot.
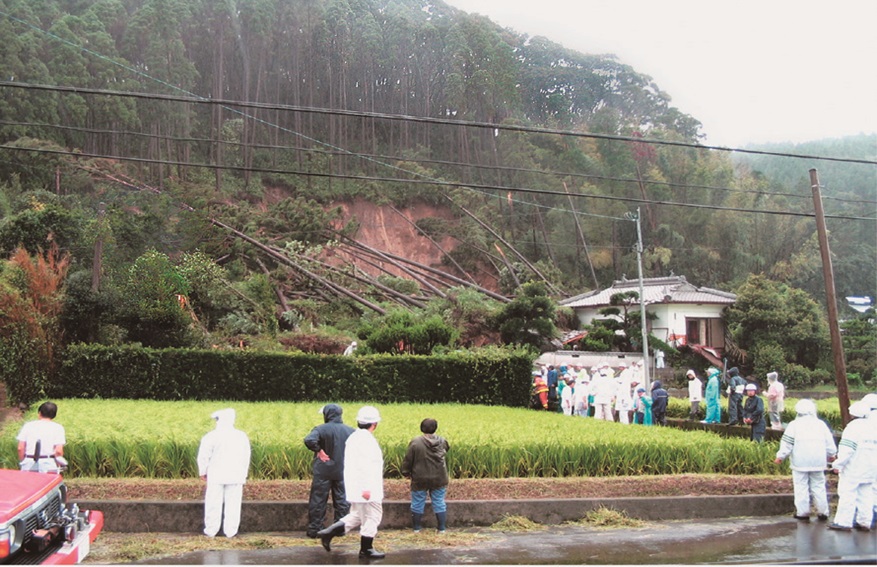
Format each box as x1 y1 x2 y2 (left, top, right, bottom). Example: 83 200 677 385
197 408 251 538
303 404 355 538
401 418 450 533
318 405 386 559
774 399 837 521
829 395 877 532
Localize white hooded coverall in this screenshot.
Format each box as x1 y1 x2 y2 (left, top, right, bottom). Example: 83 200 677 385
197 408 251 537
774 404 837 517
339 427 384 538
831 405 877 528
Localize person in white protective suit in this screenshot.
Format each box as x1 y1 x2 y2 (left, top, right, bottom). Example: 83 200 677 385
829 394 877 531
318 405 386 559
614 363 633 424
591 365 616 422
774 399 837 521
197 408 251 538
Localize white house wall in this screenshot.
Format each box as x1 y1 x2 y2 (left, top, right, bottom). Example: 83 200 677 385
575 303 727 344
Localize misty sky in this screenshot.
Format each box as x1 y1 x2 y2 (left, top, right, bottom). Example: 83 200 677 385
443 0 877 148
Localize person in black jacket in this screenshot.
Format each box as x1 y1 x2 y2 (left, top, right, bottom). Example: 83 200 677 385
742 383 767 442
401 418 451 533
651 380 669 426
303 404 355 538
726 367 746 425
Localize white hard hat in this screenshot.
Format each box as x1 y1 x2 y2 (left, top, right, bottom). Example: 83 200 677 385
744 383 757 391
849 401 870 419
356 405 381 424
862 393 877 410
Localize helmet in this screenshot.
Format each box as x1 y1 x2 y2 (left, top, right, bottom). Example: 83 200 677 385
794 399 816 416
356 405 381 424
744 383 757 391
849 401 870 419
861 393 877 410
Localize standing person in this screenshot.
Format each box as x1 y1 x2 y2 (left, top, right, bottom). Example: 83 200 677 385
651 380 669 426
591 366 616 422
829 395 877 532
614 363 633 424
303 404 355 538
530 371 549 410
766 372 786 430
197 408 251 538
546 366 559 412
703 367 722 424
573 371 590 417
318 406 386 559
17 401 66 473
742 384 767 442
774 399 837 521
633 387 653 425
401 418 450 533
726 367 746 425
560 375 576 416
687 369 703 421
655 349 665 369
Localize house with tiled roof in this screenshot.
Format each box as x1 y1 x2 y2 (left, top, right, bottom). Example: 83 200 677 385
560 275 736 363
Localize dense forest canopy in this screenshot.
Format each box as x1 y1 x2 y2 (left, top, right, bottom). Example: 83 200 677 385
0 0 874 346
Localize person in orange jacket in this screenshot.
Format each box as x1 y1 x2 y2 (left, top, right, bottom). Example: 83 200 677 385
531 371 549 410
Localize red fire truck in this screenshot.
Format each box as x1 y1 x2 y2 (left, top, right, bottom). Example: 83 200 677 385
0 469 103 564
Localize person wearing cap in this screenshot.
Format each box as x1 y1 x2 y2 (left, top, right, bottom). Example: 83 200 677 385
591 365 616 421
303 404 355 538
17 401 67 474
742 383 766 442
725 367 746 426
774 399 837 521
560 374 576 416
401 418 451 533
829 395 877 532
318 405 386 559
687 369 703 421
701 367 721 424
766 371 785 430
197 408 251 538
633 387 653 425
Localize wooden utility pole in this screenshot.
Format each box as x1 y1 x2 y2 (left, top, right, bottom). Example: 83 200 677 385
810 169 851 426
91 202 105 293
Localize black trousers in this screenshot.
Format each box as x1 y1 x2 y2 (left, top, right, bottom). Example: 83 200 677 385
728 394 743 424
307 477 349 534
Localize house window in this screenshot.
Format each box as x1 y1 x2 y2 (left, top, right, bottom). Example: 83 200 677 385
686 319 701 345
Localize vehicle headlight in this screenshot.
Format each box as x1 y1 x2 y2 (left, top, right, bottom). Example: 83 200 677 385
0 523 21 559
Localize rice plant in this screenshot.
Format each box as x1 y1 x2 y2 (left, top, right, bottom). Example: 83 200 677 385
0 399 781 479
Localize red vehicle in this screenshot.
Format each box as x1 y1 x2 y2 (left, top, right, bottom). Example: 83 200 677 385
0 469 103 565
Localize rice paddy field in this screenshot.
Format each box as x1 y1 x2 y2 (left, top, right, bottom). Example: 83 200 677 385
1 399 786 479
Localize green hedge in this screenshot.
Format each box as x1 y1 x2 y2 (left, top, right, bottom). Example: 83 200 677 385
49 344 534 406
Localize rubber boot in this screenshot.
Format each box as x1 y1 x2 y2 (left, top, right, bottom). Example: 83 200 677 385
435 511 447 532
411 512 423 532
358 536 385 559
317 520 345 552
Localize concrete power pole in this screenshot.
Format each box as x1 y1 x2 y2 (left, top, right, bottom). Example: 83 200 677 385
810 169 851 426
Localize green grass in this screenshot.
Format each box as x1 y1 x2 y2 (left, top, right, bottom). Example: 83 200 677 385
2 399 782 479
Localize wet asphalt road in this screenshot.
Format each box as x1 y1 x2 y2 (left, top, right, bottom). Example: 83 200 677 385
135 515 876 565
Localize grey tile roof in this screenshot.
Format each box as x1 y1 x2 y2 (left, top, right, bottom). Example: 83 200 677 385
559 275 736 308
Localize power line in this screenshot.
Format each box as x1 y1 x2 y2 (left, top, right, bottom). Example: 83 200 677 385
3 81 876 167
3 143 874 222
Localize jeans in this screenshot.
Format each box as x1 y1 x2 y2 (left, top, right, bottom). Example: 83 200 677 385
410 487 447 514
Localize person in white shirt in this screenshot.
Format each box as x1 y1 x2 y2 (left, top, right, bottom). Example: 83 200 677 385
17 401 66 473
774 399 837 521
560 375 575 416
686 370 703 421
197 408 251 538
591 365 616 422
614 363 633 424
319 405 386 559
829 395 877 531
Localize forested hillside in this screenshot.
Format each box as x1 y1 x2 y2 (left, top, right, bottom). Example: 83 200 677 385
0 0 874 349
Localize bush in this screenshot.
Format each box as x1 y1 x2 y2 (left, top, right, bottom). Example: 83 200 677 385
50 343 534 406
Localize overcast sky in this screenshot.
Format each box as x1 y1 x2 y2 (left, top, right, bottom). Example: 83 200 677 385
442 0 877 149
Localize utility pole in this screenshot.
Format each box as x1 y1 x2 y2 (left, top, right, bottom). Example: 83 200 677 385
810 169 851 426
91 202 106 293
628 208 651 389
